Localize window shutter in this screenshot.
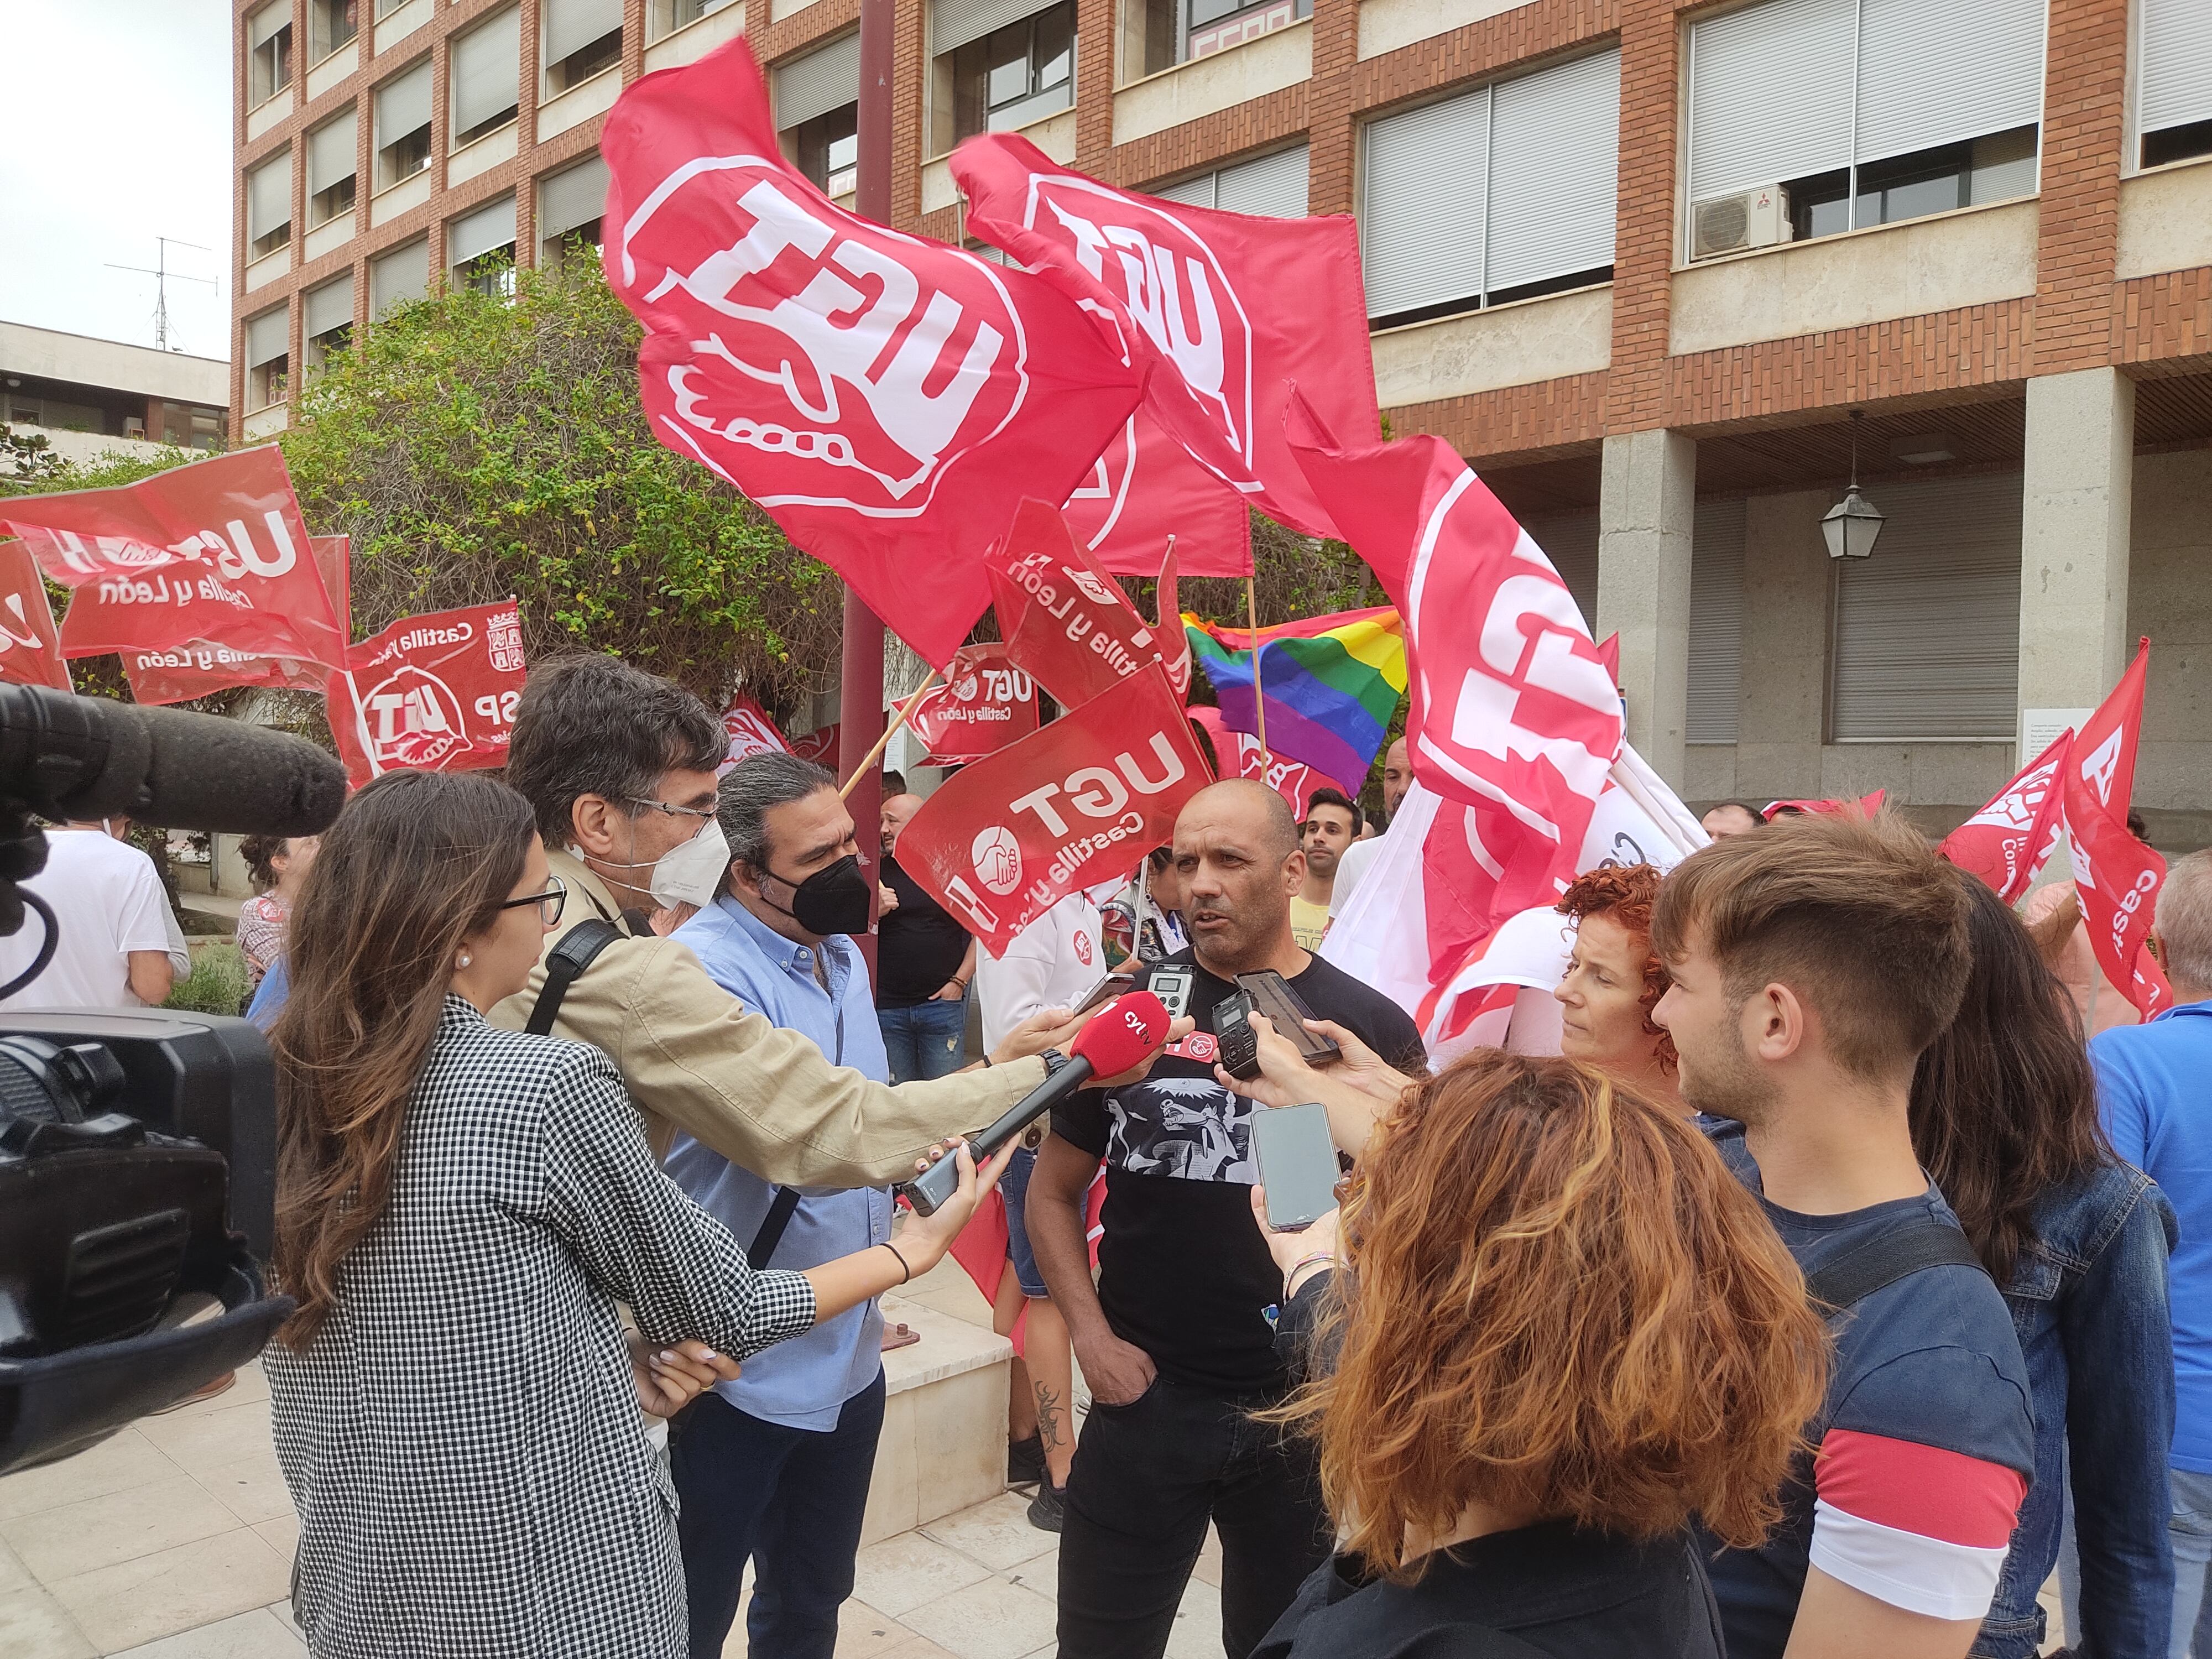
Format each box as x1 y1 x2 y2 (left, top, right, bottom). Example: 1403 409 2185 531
250 1 289 49
1687 0 1855 206
933 0 1053 56
448 195 517 267
543 0 620 65
1362 87 1488 319
246 308 289 368
1830 472 2022 741
1854 0 2044 166
1486 49 1619 293
775 32 862 129
1522 510 1600 630
1154 174 1217 207
377 59 433 145
372 239 429 316
1215 144 1309 216
309 109 357 192
2141 0 2212 138
305 276 354 338
248 153 292 240
452 8 521 136
539 154 609 239
1687 499 1745 744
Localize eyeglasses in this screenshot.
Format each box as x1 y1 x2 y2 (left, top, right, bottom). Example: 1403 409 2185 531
495 875 567 926
627 797 717 821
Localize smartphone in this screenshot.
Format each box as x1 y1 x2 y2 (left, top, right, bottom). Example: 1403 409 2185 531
1250 1102 1341 1231
1073 972 1136 1016
1234 971 1342 1067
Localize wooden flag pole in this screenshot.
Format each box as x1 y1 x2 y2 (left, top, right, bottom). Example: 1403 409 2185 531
837 671 944 800
1244 575 1270 762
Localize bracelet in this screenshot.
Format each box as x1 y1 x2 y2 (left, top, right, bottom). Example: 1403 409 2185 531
1284 1251 1334 1293
880 1241 912 1284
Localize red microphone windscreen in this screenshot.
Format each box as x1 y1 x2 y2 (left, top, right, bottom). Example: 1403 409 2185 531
1067 990 1171 1074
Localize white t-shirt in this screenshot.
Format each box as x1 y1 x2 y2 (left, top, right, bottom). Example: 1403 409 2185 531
0 829 176 1008
1329 836 1385 919
975 892 1104 1053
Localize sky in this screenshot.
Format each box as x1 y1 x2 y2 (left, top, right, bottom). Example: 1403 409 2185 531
0 1 233 360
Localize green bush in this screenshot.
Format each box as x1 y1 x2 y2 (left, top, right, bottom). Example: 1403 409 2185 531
165 943 252 1019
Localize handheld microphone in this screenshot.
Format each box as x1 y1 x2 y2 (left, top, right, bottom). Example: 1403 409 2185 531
898 990 1171 1217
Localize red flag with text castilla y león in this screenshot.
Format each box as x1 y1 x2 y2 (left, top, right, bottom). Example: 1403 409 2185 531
1063 409 1252 580
892 661 1212 956
324 601 528 788
123 537 352 706
0 446 347 675
0 541 70 692
1942 734 2071 904
599 37 1142 669
2064 759 2172 1019
986 499 1191 711
909 643 1040 764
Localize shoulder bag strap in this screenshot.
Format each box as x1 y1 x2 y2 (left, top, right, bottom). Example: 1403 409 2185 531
1804 1219 1989 1315
748 1187 804 1269
524 919 627 1036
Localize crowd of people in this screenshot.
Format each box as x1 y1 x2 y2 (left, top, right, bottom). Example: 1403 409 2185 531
7 651 2210 1659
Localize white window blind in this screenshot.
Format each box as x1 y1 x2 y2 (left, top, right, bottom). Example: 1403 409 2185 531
1830 472 2022 741
1154 174 1213 207
1687 0 1855 205
309 110 357 192
1485 48 1619 294
544 0 620 65
448 195 517 266
539 154 608 238
2141 0 2212 139
1521 511 1599 630
1362 87 1487 320
250 1 289 49
305 277 354 338
776 33 861 130
248 153 292 241
377 59 433 145
452 9 521 137
1156 145 1311 216
1854 0 2043 165
933 0 1052 55
246 308 289 368
372 239 429 316
1687 499 1746 744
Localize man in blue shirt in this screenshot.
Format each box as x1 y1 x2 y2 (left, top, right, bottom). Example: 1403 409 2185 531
2090 848 2212 1656
666 752 896 1659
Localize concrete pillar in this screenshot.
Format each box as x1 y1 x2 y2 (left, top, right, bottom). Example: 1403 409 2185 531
1597 428 1697 787
1732 489 1833 804
2020 367 2135 732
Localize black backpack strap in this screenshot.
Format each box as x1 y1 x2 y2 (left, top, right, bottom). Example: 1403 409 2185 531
1806 1219 1988 1314
525 919 627 1036
748 1187 804 1269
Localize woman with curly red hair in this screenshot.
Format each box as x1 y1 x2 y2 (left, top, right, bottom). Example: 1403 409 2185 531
1554 863 1684 1114
1249 1053 1829 1657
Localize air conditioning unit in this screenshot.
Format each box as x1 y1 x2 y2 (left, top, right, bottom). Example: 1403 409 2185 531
1692 185 1791 259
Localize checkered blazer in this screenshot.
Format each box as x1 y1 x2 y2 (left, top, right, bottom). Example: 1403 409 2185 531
265 997 816 1658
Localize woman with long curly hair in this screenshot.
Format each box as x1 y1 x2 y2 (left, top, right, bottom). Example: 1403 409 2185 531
1554 864 1683 1114
1250 1053 1829 1657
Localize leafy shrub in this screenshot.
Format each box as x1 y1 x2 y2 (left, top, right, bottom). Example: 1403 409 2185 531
165 943 252 1019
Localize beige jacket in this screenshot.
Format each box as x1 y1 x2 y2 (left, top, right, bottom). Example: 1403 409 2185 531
487 848 1048 1188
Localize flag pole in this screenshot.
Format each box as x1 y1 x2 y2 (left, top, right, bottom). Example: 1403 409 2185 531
837 672 943 800
1244 574 1269 762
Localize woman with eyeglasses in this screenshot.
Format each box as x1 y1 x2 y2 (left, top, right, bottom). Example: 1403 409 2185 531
263 770 1010 1659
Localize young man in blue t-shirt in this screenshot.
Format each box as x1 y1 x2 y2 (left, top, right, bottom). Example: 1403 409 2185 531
1650 811 2034 1659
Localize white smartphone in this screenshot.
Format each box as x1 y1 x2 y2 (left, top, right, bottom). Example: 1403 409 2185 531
1250 1102 1340 1231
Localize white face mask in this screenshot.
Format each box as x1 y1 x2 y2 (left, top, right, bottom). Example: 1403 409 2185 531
648 821 732 910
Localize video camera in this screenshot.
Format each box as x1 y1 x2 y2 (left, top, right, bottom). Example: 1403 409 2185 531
0 684 347 1473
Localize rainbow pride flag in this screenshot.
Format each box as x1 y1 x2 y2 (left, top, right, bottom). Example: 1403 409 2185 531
1183 607 1407 790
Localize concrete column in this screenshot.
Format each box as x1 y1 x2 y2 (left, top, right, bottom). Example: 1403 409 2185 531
2020 367 2135 729
1597 428 1697 787
1733 490 1833 803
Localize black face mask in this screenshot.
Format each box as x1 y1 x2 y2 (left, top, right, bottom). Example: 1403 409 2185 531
766 852 873 938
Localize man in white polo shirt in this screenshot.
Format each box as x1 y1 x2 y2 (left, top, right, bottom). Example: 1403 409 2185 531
0 821 176 1006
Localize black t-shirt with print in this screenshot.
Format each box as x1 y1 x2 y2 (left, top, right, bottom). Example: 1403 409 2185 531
1052 947 1425 1396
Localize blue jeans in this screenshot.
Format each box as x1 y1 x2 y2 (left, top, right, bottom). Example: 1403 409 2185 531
2172 1468 2212 1658
878 994 967 1084
671 1373 887 1659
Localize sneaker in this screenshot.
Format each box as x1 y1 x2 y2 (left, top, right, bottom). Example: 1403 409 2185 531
1027 1478 1067 1532
1006 1433 1045 1490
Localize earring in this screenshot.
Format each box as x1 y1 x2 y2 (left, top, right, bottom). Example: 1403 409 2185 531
456 951 472 970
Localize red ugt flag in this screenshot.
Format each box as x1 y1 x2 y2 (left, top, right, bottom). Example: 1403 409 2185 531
987 500 1191 709
1064 409 1251 579
601 39 1141 669
954 133 1378 542
894 661 1211 956
326 602 528 788
0 542 70 692
124 536 352 706
1941 732 2072 904
910 642 1040 763
2064 760 2172 1019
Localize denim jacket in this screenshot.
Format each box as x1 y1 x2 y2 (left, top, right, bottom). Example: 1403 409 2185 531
1975 1159 2177 1659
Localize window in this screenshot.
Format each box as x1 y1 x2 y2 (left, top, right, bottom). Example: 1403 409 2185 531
648 0 738 40
247 152 293 260
304 276 355 375
539 154 609 264
1687 500 1746 745
307 109 358 227
1829 472 2022 742
1361 48 1620 328
1154 144 1310 215
2137 0 2212 168
246 307 290 410
372 237 429 317
776 34 861 195
1119 0 1309 80
451 8 521 148
309 0 359 63
249 2 293 105
930 0 1072 153
449 194 518 298
161 404 225 452
1521 512 1599 629
544 0 622 96
1685 0 2044 260
374 59 434 189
